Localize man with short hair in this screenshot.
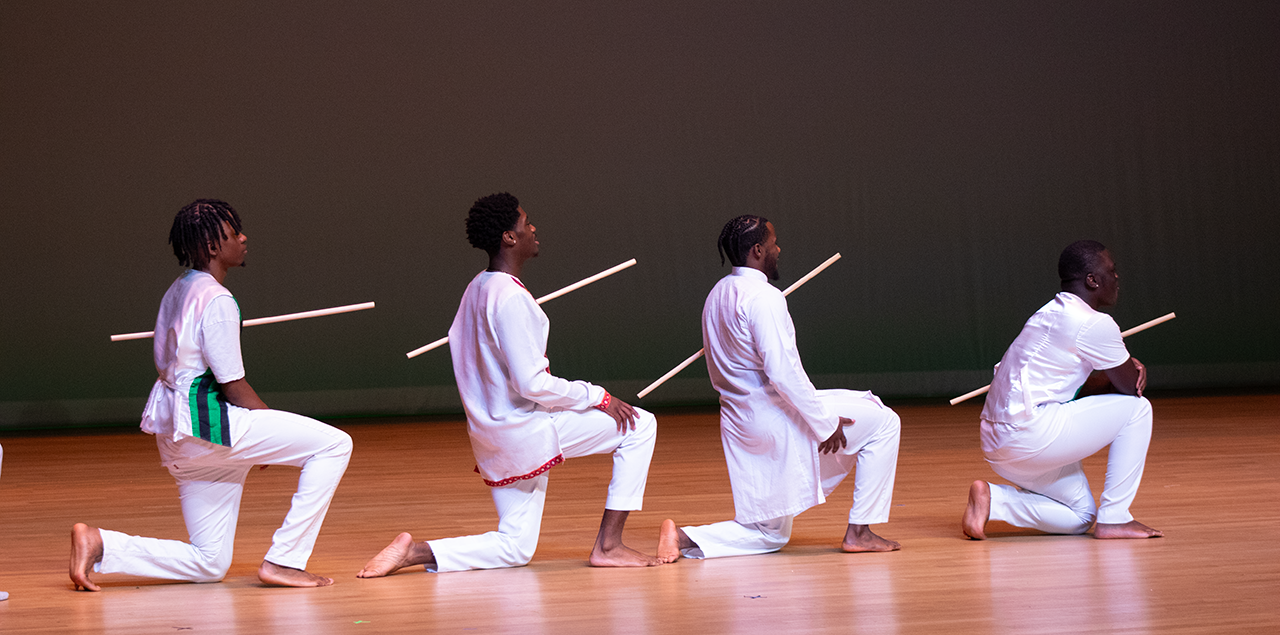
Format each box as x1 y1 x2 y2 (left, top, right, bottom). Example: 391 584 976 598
658 215 902 561
70 199 353 591
358 192 661 575
962 240 1162 540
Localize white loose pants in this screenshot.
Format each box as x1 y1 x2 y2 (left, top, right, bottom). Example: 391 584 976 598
982 394 1153 534
97 409 352 582
427 406 657 573
681 391 901 559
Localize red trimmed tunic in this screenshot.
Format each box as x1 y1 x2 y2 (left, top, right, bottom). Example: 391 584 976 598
449 271 609 486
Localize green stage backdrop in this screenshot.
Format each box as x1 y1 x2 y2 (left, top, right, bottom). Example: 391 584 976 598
3 1 1277 429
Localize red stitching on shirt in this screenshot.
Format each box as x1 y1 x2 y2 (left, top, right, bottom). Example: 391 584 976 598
476 454 565 487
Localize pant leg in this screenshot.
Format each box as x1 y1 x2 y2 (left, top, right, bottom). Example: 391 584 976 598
815 390 901 525
985 395 1153 533
554 406 658 511
98 439 249 582
680 517 793 559
426 407 657 573
988 463 1097 534
1095 397 1154 524
427 474 548 573
225 409 353 569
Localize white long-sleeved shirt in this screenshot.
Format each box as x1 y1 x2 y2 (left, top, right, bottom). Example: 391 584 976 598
702 266 839 523
449 271 606 486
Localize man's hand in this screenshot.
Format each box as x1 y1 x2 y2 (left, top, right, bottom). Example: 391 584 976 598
1100 356 1146 398
818 417 855 454
602 397 638 433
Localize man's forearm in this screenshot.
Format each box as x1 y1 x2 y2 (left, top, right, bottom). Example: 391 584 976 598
220 378 269 410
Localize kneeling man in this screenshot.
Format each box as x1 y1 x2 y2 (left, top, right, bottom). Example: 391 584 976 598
659 215 902 561
963 240 1161 540
359 193 660 576
71 199 353 591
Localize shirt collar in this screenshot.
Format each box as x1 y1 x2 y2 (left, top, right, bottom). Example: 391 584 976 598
731 266 768 282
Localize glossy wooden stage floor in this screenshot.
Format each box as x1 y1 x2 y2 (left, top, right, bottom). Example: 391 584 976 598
1 394 1277 634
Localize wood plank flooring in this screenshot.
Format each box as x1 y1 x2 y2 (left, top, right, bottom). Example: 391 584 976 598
0 394 1276 633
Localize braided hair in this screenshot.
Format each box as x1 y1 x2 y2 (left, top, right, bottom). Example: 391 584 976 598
465 192 521 254
717 214 770 267
1058 239 1107 284
169 199 243 270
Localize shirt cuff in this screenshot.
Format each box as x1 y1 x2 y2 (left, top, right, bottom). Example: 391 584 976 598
594 391 612 412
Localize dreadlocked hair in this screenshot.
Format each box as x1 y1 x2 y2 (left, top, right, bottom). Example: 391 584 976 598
717 214 770 267
1058 239 1107 284
465 192 521 254
169 199 243 270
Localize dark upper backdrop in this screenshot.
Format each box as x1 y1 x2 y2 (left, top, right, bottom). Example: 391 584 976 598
3 1 1277 429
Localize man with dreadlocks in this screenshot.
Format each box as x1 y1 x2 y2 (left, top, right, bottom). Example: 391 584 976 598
357 192 661 575
657 215 901 562
961 240 1161 540
70 199 353 591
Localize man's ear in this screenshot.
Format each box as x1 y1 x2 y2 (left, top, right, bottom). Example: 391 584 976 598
501 230 516 247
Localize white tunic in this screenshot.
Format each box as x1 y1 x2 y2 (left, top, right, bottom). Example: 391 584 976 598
981 292 1130 429
702 267 840 524
448 271 607 486
138 269 248 447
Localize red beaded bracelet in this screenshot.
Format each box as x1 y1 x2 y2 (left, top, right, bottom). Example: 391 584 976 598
594 391 612 411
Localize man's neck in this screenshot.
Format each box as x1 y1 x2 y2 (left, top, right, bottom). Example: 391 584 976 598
487 250 526 278
200 263 229 285
1061 284 1102 311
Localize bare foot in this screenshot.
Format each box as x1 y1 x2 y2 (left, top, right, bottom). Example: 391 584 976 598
842 524 901 552
357 532 434 578
257 561 334 587
962 480 991 540
656 519 685 564
589 543 663 567
1093 520 1163 539
70 523 104 592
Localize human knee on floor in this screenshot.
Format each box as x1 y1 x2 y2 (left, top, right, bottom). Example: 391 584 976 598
492 532 538 567
188 548 235 583
1066 498 1099 534
1065 513 1096 535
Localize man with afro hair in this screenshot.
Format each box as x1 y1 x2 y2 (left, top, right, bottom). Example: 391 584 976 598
359 193 662 574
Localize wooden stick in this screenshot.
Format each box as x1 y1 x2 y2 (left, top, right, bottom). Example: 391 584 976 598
635 348 706 400
781 253 843 296
1119 311 1177 337
636 253 843 399
948 311 1176 406
405 259 638 359
110 301 377 342
534 258 637 305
